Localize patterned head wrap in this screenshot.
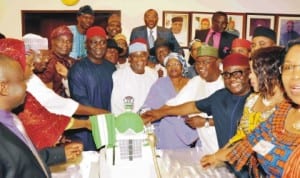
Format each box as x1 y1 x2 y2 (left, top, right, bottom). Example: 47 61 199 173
50 25 73 39
163 52 188 76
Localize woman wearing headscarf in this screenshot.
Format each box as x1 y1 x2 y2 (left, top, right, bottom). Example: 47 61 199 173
141 52 199 149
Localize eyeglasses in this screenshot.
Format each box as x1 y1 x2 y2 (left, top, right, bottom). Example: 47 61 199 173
221 69 249 79
281 64 300 74
166 63 181 68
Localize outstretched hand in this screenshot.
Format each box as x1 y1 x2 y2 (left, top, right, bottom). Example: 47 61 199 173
141 109 163 125
55 61 68 78
64 142 83 161
185 116 206 128
200 154 220 168
200 146 231 168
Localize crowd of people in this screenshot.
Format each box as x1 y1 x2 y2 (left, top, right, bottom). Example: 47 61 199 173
1 4 300 178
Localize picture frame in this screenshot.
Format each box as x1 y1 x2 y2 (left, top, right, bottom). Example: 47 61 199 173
163 11 190 47
190 12 213 41
246 13 275 40
225 12 246 38
276 15 300 47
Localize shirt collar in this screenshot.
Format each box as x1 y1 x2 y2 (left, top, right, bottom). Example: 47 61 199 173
0 109 14 127
209 29 220 35
147 27 157 34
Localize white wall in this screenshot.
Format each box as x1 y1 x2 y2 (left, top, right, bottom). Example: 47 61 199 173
0 0 299 39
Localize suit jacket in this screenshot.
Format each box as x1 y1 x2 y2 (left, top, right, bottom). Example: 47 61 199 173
195 29 238 59
0 123 66 178
130 25 182 54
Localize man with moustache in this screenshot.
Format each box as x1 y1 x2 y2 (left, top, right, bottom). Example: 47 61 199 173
142 53 251 149
111 38 158 115
195 11 238 59
68 26 116 150
37 25 75 97
143 52 251 176
106 13 122 39
130 9 183 62
251 26 277 53
68 5 95 60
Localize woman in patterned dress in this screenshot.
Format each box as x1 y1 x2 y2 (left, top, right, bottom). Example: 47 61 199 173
201 46 286 177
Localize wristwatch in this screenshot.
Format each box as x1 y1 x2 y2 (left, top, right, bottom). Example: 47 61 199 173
204 118 210 127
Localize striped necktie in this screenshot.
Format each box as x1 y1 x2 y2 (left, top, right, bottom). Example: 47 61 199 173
149 30 155 48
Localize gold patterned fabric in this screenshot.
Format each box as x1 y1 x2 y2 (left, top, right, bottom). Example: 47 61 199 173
229 93 275 144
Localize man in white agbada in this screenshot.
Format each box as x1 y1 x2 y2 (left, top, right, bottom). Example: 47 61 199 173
111 39 158 115
166 45 224 154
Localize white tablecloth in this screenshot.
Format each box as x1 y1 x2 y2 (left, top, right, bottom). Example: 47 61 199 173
158 147 235 178
51 148 235 178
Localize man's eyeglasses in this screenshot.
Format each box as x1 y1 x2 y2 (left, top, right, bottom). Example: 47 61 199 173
221 69 249 79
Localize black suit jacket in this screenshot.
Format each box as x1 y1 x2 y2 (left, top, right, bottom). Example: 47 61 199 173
0 123 66 178
130 25 182 54
194 29 238 59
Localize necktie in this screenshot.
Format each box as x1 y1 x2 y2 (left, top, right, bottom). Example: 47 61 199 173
207 32 216 46
149 30 155 48
288 32 292 42
13 116 49 178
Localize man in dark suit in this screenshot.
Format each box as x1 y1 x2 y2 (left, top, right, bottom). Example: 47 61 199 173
0 40 83 178
129 9 183 61
195 11 238 59
0 54 51 178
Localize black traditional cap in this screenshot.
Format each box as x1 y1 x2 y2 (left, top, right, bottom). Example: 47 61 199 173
253 26 276 43
0 33 5 39
149 38 174 56
77 5 94 16
171 16 183 23
107 39 123 54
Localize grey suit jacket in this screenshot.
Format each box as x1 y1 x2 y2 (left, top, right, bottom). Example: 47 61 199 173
130 25 182 54
0 123 66 178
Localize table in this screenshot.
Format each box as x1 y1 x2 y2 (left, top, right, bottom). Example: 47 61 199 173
51 148 235 178
157 147 235 178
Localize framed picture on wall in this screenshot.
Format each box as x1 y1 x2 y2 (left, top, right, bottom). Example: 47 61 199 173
191 12 213 41
163 11 190 47
225 12 246 38
246 14 275 40
277 15 300 47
